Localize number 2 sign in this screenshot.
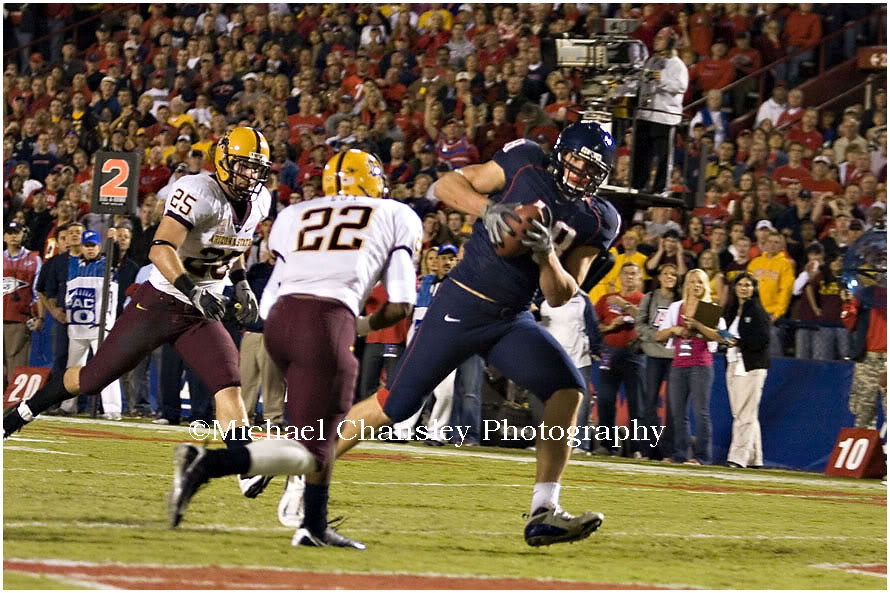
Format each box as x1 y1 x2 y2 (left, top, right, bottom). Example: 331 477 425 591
91 151 141 215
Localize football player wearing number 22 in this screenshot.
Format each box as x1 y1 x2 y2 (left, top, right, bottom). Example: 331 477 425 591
4 127 276 499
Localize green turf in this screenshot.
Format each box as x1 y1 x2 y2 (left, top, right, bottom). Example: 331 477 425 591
3 571 88 589
3 417 886 589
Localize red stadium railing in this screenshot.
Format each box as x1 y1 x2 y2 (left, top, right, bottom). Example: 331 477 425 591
3 4 138 62
684 6 887 118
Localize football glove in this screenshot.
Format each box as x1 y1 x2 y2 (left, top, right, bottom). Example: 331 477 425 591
481 201 522 248
520 219 554 263
233 279 259 325
187 286 227 321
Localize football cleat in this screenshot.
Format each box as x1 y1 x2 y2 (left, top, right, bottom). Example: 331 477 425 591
278 475 305 527
238 473 273 498
523 505 604 547
4 406 29 440
292 525 366 550
168 443 209 528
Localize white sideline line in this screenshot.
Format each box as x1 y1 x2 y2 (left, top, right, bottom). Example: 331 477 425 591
4 569 116 590
7 437 65 443
4 521 885 543
811 563 887 578
20 416 887 490
4 468 879 502
2 446 85 456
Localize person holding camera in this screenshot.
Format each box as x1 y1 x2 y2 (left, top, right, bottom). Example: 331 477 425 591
632 27 689 195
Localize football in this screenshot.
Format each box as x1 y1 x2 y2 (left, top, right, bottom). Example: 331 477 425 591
495 202 551 258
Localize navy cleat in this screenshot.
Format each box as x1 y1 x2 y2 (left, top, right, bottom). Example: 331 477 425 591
168 443 209 528
4 405 29 440
292 518 365 550
238 474 273 498
523 505 604 546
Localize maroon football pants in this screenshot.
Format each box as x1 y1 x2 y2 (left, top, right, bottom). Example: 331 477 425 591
79 283 241 396
263 294 358 469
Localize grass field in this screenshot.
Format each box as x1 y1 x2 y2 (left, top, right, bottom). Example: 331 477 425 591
3 416 886 589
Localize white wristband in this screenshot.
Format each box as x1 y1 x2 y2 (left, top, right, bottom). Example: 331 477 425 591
356 316 372 337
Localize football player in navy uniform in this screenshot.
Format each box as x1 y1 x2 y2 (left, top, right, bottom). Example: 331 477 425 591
334 121 621 546
4 127 275 498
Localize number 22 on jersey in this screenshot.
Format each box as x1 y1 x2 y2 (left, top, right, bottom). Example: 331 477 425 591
297 206 373 252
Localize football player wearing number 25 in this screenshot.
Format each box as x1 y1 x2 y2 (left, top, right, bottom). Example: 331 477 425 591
5 127 275 499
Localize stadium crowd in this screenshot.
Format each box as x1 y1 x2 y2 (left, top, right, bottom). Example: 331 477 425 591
3 4 887 464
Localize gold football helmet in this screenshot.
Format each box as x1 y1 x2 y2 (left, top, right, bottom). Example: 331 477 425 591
213 127 270 201
322 149 388 198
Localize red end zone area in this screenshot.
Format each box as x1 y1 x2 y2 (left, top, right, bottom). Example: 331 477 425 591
4 559 674 590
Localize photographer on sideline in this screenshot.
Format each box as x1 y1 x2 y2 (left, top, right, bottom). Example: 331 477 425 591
632 27 689 195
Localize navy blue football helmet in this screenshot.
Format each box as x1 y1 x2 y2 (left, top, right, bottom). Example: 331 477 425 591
549 121 616 201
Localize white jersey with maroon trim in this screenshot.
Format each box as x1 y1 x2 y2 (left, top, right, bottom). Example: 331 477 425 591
148 173 271 304
261 194 422 317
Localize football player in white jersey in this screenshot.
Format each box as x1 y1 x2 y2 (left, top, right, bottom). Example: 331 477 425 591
5 127 275 497
168 149 422 549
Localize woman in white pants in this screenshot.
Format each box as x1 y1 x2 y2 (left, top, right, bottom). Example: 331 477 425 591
722 273 771 468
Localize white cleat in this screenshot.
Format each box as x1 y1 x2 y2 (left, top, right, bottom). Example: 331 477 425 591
278 475 305 527
238 474 273 498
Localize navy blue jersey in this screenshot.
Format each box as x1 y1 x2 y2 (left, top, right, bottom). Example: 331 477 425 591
449 140 621 308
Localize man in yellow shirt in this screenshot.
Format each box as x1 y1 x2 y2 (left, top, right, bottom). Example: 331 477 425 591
167 96 195 130
589 230 649 305
747 230 795 356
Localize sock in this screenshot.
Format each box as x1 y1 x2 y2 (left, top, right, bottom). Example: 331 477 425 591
202 447 251 479
17 402 34 421
531 482 561 515
24 372 71 416
246 438 317 476
223 426 252 451
302 483 329 536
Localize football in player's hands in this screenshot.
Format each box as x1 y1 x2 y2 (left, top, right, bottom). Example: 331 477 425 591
495 202 551 258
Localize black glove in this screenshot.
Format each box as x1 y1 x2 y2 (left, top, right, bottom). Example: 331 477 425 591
233 279 259 325
187 285 227 321
480 201 522 248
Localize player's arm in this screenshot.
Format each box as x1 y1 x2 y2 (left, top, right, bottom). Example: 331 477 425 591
148 215 190 285
150 215 227 320
435 161 520 248
537 245 600 308
434 161 506 215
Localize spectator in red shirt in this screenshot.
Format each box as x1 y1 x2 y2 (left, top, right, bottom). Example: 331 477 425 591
689 42 736 97
772 142 812 198
543 79 581 125
727 32 762 115
787 108 823 159
139 147 172 198
802 156 843 201
694 181 731 231
776 88 805 129
783 3 822 85
688 6 714 59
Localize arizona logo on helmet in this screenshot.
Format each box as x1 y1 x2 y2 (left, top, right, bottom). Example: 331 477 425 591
322 149 389 198
213 127 271 202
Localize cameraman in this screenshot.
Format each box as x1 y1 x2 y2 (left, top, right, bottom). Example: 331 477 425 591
632 27 688 195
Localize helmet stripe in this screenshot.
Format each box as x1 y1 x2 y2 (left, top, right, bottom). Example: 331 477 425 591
335 151 348 194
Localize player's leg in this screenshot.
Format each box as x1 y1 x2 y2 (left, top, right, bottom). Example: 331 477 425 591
486 313 604 546
4 285 174 438
334 301 477 458
171 320 272 498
